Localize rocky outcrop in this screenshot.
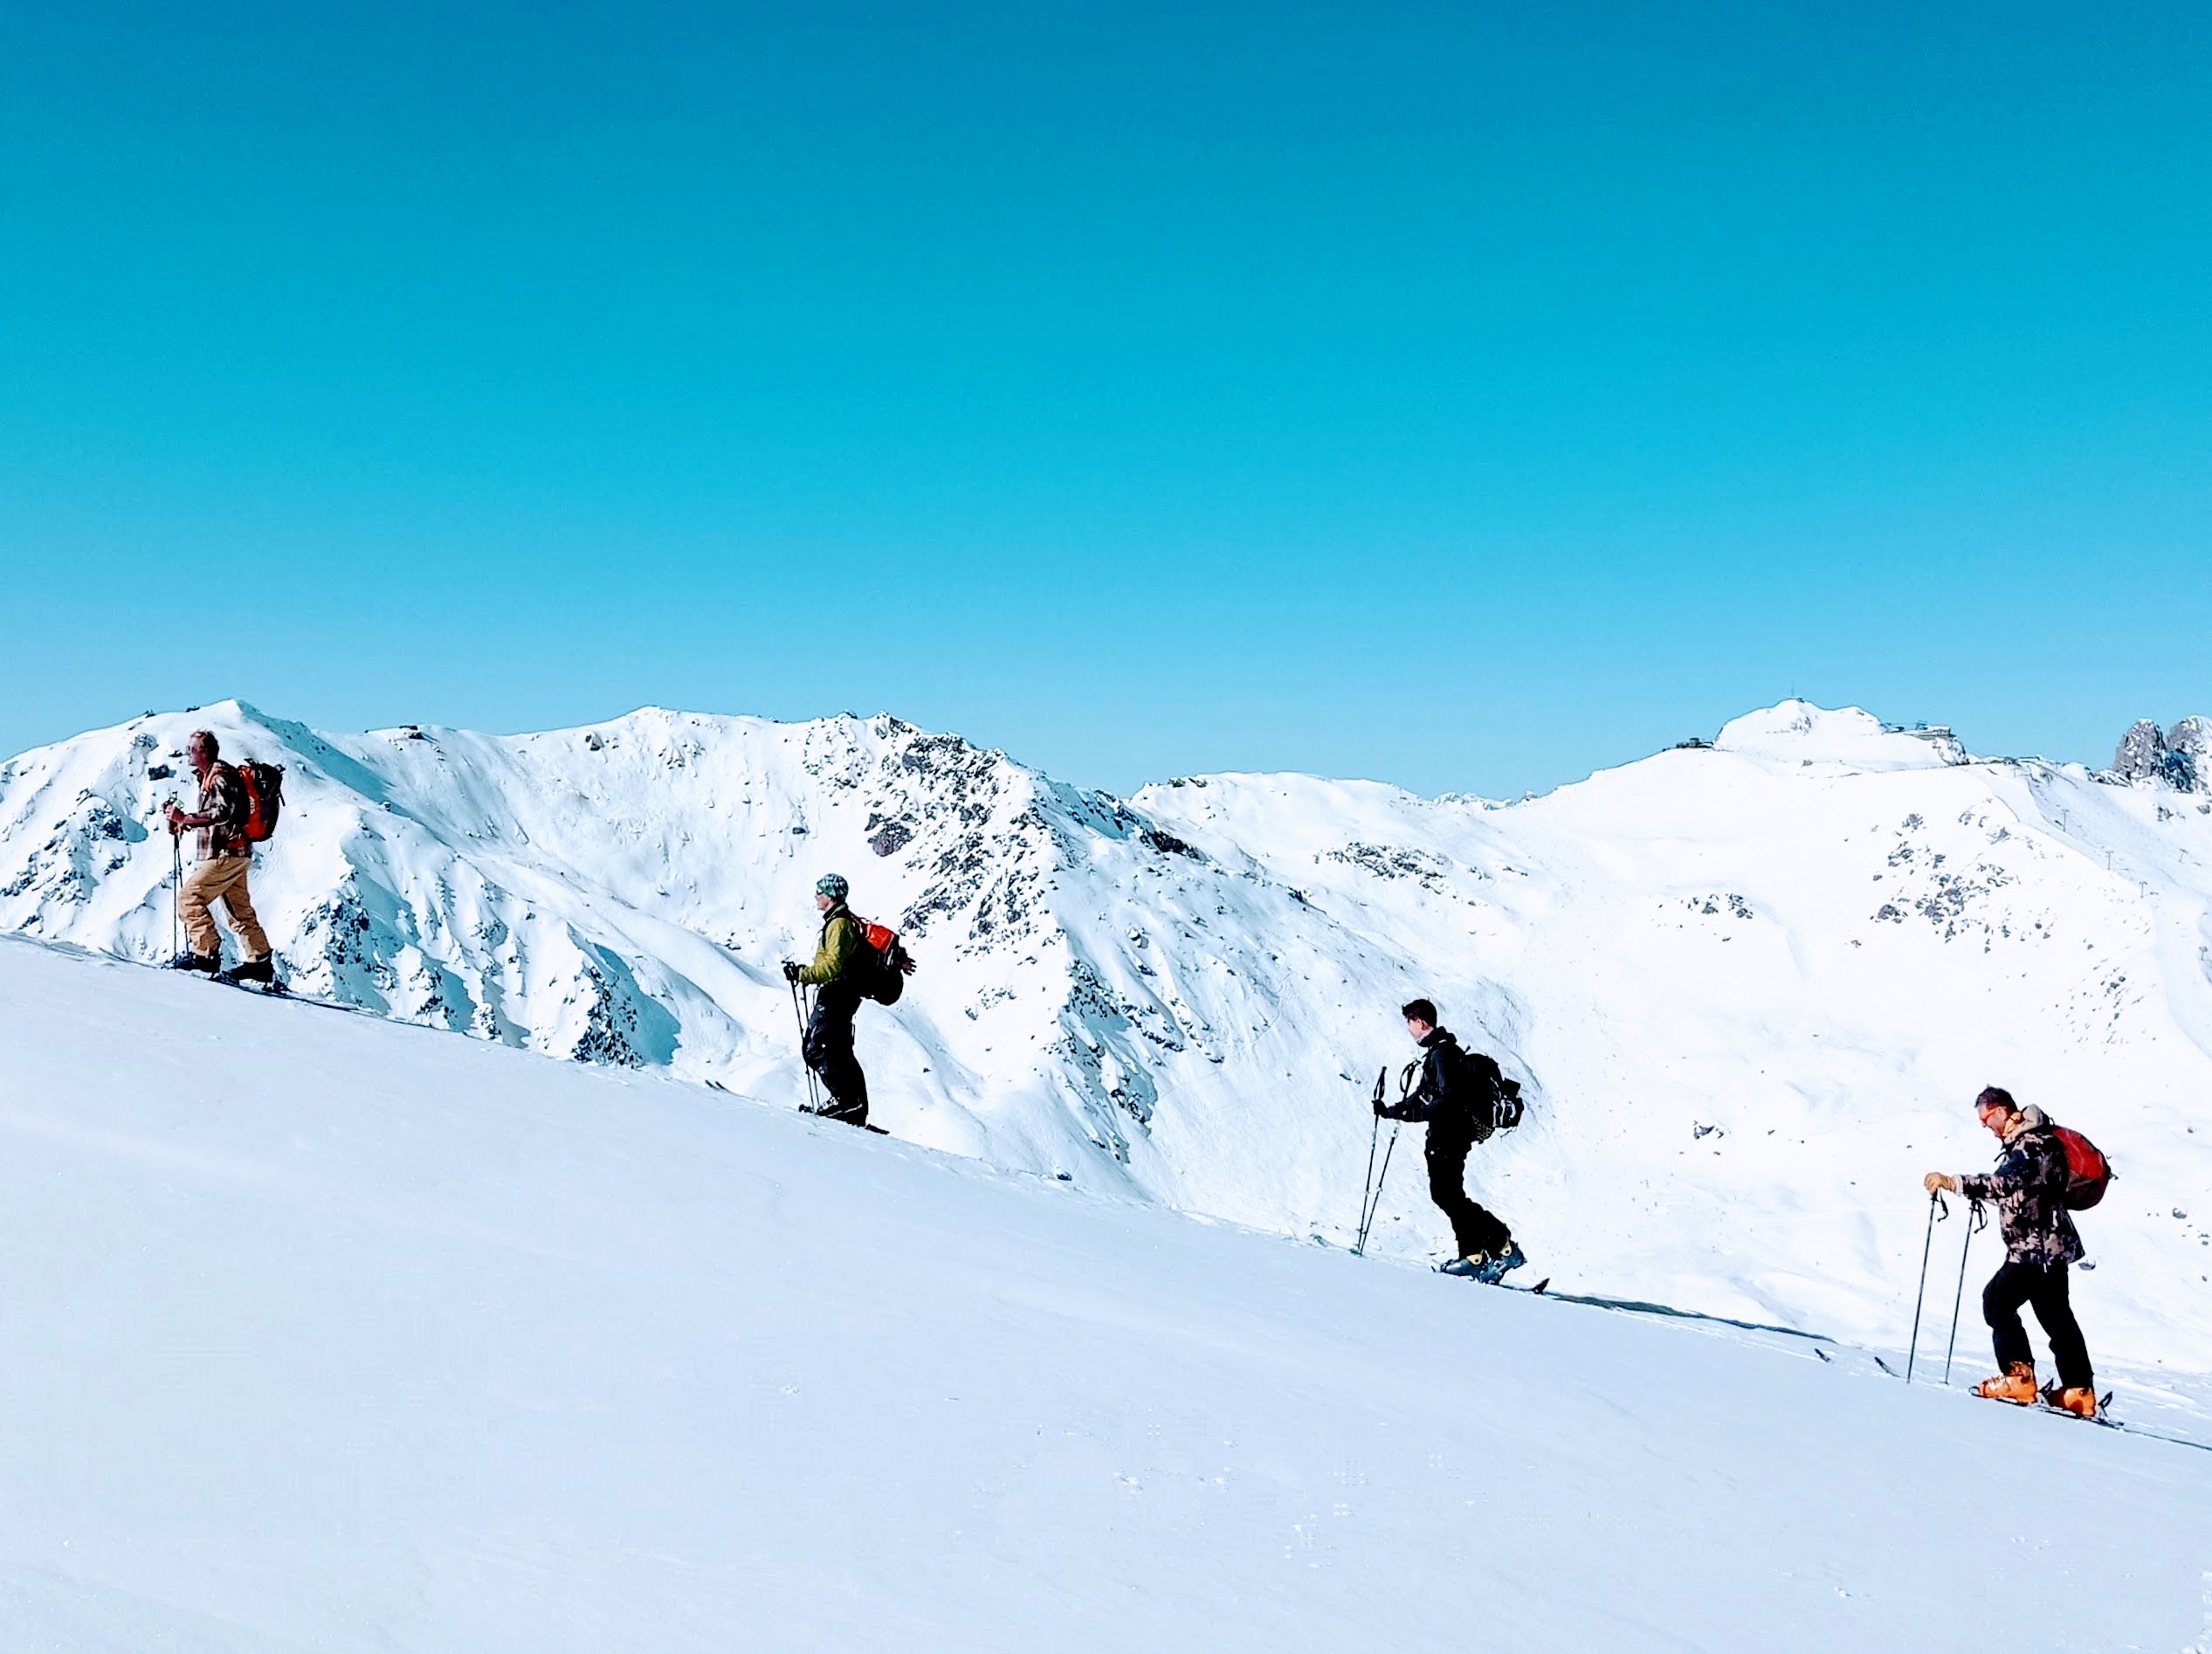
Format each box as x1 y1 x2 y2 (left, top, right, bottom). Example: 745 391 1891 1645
2114 718 2209 792
2169 717 2212 793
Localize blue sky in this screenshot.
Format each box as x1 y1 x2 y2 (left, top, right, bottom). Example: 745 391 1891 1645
3 1 2206 796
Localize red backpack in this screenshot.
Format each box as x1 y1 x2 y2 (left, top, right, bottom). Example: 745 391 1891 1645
231 761 286 842
2051 1126 2112 1210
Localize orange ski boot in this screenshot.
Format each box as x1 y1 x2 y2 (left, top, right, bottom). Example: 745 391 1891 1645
2053 1387 2098 1421
1974 1362 2038 1405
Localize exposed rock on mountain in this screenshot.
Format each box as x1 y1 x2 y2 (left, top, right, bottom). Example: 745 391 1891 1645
2113 715 2209 792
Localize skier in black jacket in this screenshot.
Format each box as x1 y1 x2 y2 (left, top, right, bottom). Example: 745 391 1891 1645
1378 998 1526 1283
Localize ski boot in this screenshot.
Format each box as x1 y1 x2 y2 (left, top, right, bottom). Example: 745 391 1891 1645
1973 1362 2038 1405
1472 1240 1527 1285
2046 1385 2098 1421
1438 1254 1488 1278
169 952 220 975
224 957 279 988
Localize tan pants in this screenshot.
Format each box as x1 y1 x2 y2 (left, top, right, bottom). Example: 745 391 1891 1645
181 855 270 961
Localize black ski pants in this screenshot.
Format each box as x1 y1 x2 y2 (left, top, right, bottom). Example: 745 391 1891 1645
803 981 870 1127
1983 1259 2092 1392
1426 1136 1511 1260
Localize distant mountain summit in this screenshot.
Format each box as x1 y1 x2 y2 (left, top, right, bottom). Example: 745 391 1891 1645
4 698 2210 1367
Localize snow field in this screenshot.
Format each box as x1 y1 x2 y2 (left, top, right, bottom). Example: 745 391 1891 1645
0 935 2208 1652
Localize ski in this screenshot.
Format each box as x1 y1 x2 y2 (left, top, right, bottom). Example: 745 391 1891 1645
2036 1389 2212 1451
2042 1395 2212 1454
1524 1286 1829 1343
2081 1417 2212 1454
803 1101 889 1135
203 974 375 1018
1437 1265 1550 1294
1880 1372 2212 1454
1451 1272 1837 1347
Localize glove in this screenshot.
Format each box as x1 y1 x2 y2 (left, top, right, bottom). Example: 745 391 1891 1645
1923 1172 1960 1194
781 961 802 983
1373 1097 1386 1118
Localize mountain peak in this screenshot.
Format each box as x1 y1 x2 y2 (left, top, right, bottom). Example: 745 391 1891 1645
1712 700 1966 770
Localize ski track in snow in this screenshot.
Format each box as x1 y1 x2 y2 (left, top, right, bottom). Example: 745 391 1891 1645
3 698 2211 1375
0 934 2209 1652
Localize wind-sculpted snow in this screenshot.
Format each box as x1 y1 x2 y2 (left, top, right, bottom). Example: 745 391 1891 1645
4 698 2212 1371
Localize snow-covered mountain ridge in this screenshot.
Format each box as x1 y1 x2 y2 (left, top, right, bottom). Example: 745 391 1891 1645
5 698 2212 1370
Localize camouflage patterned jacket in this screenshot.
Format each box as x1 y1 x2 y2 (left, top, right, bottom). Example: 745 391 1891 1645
1959 1106 2084 1267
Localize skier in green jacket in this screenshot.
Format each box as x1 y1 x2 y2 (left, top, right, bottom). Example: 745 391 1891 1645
782 875 871 1126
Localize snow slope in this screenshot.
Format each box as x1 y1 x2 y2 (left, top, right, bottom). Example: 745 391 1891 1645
4 699 2211 1374
1 934 2207 1653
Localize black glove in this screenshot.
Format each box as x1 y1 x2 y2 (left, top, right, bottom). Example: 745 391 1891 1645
782 961 803 983
1373 1097 1386 1118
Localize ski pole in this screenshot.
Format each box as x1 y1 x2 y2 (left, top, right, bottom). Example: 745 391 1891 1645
1353 1068 1384 1255
793 981 821 1113
789 978 821 1113
1359 1060 1423 1254
1354 1112 1380 1254
1941 1198 1987 1387
170 830 182 962
1905 1189 1944 1385
1361 1127 1400 1254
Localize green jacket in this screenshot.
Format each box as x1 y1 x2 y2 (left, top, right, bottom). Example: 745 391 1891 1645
798 903 865 986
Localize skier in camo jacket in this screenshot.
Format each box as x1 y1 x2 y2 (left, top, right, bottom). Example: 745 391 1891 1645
1924 1086 2096 1418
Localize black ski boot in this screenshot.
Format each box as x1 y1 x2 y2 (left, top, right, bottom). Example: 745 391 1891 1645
1472 1240 1527 1285
225 957 278 987
169 952 220 975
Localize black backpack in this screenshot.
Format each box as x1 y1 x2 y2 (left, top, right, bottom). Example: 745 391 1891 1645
1465 1051 1526 1143
853 916 916 1005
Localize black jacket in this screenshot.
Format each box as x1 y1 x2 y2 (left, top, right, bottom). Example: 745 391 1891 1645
1380 1029 1501 1153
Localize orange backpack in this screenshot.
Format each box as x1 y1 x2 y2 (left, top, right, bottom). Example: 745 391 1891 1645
233 761 286 842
